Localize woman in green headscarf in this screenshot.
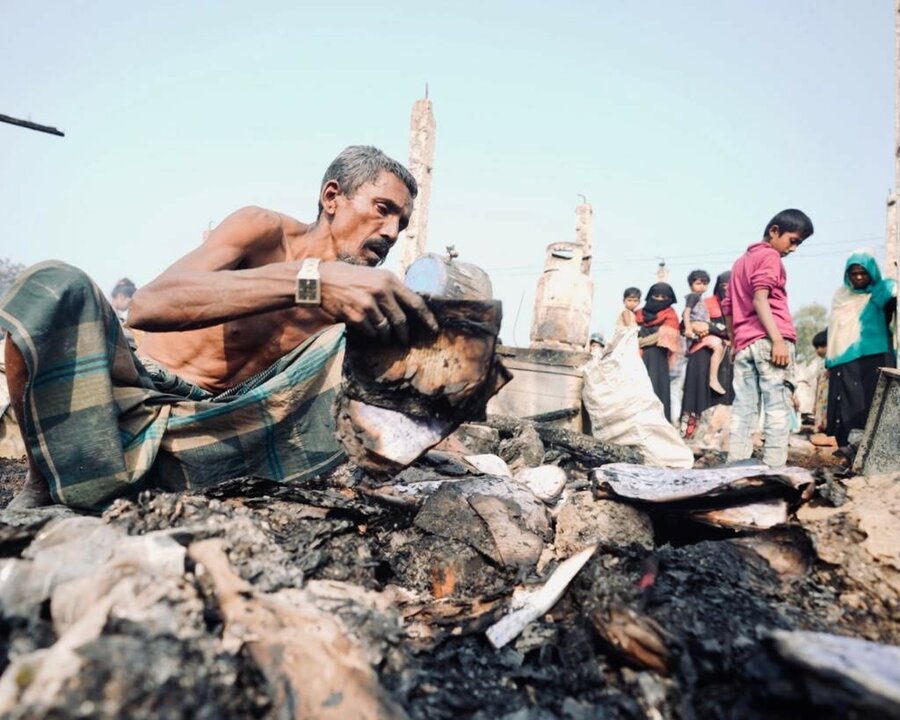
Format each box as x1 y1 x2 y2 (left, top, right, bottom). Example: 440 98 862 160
825 250 897 446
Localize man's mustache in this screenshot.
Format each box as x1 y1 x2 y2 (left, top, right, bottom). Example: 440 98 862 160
363 238 392 265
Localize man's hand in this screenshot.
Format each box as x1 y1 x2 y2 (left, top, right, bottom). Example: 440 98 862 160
319 262 438 344
792 392 800 411
771 338 790 367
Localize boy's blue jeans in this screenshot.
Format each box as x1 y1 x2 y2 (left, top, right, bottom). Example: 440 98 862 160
727 338 796 467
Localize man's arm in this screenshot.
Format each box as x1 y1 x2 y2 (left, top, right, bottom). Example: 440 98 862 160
129 207 437 341
752 288 789 366
129 207 298 331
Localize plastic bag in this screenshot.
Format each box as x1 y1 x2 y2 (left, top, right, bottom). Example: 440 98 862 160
582 327 694 468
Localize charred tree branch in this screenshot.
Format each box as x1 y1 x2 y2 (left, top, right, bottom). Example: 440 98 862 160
0 114 65 137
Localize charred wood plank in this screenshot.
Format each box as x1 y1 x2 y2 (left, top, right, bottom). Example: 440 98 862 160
337 298 510 475
481 415 642 466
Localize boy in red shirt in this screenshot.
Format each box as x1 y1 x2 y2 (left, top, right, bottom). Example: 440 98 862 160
721 209 814 466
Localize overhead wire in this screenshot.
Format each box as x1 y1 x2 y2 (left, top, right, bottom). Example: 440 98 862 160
484 235 886 277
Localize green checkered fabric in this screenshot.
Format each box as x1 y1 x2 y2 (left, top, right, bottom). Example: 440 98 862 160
0 261 346 511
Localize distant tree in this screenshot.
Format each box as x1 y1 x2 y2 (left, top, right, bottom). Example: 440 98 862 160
0 258 25 299
793 303 828 364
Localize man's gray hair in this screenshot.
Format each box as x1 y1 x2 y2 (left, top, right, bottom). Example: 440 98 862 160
317 145 418 216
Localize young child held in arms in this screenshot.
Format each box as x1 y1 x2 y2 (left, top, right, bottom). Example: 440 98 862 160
616 287 642 328
682 269 726 395
722 208 814 467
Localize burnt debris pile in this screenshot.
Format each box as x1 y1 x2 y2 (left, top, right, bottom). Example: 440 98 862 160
0 421 897 719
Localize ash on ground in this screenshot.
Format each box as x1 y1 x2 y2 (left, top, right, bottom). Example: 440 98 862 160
0 421 897 720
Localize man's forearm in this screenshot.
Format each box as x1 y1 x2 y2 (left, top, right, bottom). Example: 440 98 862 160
725 315 734 345
129 262 302 331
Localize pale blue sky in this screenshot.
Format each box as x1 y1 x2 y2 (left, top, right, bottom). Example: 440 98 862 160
1 1 895 341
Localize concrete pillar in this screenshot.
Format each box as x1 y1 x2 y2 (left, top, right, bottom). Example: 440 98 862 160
400 96 436 276
575 199 593 275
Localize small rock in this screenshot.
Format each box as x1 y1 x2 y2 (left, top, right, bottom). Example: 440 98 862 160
810 433 838 448
554 492 653 555
454 424 500 455
465 454 512 478
514 465 566 503
499 423 545 473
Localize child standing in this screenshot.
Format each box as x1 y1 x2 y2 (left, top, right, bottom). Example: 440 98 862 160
811 329 828 433
721 208 814 467
682 269 727 395
616 287 642 328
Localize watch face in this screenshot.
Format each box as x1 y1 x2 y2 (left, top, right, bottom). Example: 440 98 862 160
296 278 320 304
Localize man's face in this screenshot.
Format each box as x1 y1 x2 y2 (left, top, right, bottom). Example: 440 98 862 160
768 227 805 257
690 278 709 294
624 296 640 311
326 171 413 267
847 264 871 290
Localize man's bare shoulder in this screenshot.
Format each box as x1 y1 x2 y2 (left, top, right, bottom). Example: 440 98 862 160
275 211 310 237
214 206 309 248
215 206 284 242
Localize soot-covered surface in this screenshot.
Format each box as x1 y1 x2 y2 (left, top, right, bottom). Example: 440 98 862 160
0 454 896 719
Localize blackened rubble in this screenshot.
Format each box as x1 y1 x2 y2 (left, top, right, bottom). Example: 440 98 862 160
0 422 897 719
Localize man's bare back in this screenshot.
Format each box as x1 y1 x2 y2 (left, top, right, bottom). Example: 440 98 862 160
130 169 437 393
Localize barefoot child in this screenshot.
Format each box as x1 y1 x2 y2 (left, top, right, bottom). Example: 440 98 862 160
682 270 727 395
616 287 642 327
722 208 814 467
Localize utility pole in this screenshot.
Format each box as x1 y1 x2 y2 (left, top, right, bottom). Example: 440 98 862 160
893 0 900 355
400 89 436 276
575 195 593 275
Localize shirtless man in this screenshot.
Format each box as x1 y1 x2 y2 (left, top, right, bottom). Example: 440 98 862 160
2 145 437 509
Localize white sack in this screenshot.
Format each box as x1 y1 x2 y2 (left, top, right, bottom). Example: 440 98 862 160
582 327 693 468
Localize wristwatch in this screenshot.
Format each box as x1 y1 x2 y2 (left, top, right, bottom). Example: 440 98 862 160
295 258 321 305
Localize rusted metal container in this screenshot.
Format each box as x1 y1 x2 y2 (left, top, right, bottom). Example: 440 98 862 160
529 242 593 351
404 252 492 300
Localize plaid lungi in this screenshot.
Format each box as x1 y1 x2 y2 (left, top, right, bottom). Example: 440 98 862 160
0 261 346 510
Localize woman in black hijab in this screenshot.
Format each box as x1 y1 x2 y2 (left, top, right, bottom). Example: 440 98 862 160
635 283 680 421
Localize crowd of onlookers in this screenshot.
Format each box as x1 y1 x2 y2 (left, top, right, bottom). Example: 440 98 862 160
594 270 736 448
591 209 897 463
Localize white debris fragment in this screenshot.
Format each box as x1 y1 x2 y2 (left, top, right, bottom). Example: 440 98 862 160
485 545 596 649
464 454 512 478
514 465 567 502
